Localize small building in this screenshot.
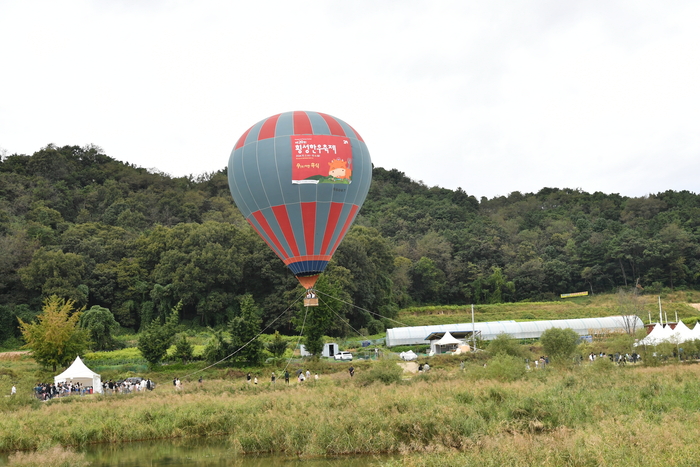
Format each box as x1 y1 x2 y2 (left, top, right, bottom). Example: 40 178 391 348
299 343 339 358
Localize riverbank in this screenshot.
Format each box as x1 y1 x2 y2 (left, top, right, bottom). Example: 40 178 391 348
3 358 700 465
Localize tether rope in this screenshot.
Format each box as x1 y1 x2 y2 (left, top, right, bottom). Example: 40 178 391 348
180 292 305 380
180 286 410 379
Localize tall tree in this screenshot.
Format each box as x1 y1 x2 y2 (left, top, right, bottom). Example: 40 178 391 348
79 305 120 351
137 302 181 367
18 295 90 371
228 294 263 365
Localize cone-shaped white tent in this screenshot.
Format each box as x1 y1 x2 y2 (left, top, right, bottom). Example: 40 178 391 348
637 323 664 346
430 331 463 354
54 356 102 393
692 323 700 340
669 321 694 344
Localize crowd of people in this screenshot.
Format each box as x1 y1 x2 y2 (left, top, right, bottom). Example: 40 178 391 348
33 381 94 400
103 378 155 394
588 352 640 364
243 369 321 386
31 378 156 399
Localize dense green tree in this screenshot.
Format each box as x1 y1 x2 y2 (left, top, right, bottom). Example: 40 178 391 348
539 327 580 362
173 333 194 364
18 249 87 304
228 294 263 365
137 302 180 367
79 305 119 351
266 330 288 358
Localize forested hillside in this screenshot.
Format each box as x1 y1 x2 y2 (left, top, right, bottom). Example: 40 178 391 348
1 144 698 345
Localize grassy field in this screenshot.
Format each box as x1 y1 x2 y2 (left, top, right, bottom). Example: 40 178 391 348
3 350 700 465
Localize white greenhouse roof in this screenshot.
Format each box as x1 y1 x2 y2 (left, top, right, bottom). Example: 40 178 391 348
386 315 643 347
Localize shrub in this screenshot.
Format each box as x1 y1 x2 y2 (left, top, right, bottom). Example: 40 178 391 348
539 328 579 361
483 354 527 382
464 354 527 382
487 333 522 357
356 359 403 386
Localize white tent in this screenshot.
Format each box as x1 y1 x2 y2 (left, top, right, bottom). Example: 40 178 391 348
430 331 463 355
693 323 700 340
54 356 102 393
669 321 694 344
637 323 665 346
637 322 698 347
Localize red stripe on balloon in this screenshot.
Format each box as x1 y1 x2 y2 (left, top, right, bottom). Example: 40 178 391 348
293 111 313 135
319 113 347 137
328 204 359 256
301 202 316 256
234 126 253 150
320 202 343 255
271 205 300 257
347 124 364 142
252 211 289 260
258 113 281 141
246 218 285 261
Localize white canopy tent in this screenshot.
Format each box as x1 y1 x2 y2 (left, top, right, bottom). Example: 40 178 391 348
54 356 102 393
430 331 463 355
637 322 699 347
637 323 665 346
669 321 694 344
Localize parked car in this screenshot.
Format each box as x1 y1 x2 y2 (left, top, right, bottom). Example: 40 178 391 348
334 351 353 361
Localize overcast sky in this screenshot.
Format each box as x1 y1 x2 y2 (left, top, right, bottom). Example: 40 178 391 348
1 1 699 200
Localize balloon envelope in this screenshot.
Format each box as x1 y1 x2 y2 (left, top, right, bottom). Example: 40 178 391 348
227 111 372 289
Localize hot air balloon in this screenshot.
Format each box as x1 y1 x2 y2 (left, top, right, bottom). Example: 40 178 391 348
227 111 372 292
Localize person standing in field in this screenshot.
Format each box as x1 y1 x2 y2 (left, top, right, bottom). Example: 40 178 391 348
284 370 290 385
348 366 355 377
271 372 276 385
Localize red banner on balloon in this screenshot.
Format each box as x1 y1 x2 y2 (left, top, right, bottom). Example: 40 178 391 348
291 135 353 185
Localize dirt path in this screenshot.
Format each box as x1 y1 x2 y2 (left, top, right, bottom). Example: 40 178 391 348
398 362 419 373
0 351 29 360
690 304 700 312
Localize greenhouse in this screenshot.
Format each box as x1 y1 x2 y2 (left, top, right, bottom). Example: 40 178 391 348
385 315 643 347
